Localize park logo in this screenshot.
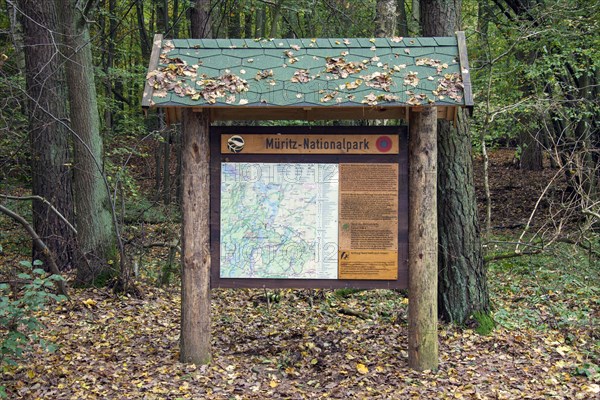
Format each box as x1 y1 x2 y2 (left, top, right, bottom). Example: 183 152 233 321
375 135 392 153
227 135 245 153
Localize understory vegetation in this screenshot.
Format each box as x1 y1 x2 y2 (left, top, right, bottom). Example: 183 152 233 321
0 236 598 398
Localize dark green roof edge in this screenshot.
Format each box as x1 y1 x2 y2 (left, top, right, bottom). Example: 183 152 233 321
166 37 458 49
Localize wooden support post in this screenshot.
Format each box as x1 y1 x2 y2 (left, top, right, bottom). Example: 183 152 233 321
180 109 212 364
408 107 439 371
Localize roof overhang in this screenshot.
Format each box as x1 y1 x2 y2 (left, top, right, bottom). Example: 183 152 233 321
142 33 473 123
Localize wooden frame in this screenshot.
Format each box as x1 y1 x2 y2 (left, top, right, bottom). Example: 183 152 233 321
210 126 409 289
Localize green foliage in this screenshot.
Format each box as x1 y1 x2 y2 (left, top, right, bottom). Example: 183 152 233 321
574 362 600 382
488 242 598 335
468 0 600 153
0 260 66 397
471 310 496 335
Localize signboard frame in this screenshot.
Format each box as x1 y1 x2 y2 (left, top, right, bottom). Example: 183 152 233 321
210 126 408 289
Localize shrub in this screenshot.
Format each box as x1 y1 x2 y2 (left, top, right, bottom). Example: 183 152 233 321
0 260 66 398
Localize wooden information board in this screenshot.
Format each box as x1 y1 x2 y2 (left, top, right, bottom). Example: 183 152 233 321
210 126 408 289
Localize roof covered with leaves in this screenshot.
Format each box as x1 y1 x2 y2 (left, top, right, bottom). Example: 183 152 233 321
142 34 472 114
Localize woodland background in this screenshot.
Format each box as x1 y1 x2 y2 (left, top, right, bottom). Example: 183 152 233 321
0 0 598 398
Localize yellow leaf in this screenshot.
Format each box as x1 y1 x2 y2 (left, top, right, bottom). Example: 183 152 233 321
269 380 279 388
556 345 571 356
356 363 369 374
584 384 600 394
82 298 96 308
27 370 35 379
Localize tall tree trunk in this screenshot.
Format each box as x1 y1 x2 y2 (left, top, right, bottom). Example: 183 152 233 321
397 0 409 36
375 0 397 37
420 0 489 323
269 0 284 38
135 0 151 59
411 0 420 35
190 0 212 38
59 0 117 285
243 9 253 38
518 128 543 170
228 7 241 38
103 0 117 133
19 0 76 271
256 4 266 37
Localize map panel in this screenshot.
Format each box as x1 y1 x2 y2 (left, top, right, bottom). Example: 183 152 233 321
220 163 338 279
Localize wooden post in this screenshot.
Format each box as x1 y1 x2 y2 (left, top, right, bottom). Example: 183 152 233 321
180 109 212 364
408 107 438 371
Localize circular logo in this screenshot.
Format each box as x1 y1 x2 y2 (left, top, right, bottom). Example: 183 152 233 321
227 135 245 153
375 136 392 152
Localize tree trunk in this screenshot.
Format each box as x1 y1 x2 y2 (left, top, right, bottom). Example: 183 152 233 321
411 0 420 35
269 0 284 38
375 0 397 37
19 0 76 271
420 0 489 323
397 0 409 36
244 10 253 38
103 0 117 133
228 7 241 38
59 0 117 285
255 4 266 37
518 128 543 171
190 0 212 38
135 0 151 59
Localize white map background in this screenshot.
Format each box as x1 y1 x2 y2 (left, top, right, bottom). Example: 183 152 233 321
220 163 338 279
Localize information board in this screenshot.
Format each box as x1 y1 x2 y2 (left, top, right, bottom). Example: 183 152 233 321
210 126 408 289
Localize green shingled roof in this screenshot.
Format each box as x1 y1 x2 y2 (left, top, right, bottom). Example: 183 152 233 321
142 34 472 113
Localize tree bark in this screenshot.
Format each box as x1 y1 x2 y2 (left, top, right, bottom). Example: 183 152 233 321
408 107 439 371
518 128 543 171
375 0 397 37
59 0 117 285
180 110 211 365
19 0 76 271
189 0 212 38
135 0 151 59
397 0 409 36
420 0 489 323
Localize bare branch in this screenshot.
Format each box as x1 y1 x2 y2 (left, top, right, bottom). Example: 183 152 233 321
0 204 68 297
0 194 77 234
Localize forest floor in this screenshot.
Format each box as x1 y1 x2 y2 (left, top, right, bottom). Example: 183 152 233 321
1 148 599 399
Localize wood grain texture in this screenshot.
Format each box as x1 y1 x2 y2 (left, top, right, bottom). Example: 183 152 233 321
408 107 439 371
180 109 212 364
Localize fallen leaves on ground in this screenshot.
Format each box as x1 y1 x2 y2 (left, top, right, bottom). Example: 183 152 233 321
2 282 597 399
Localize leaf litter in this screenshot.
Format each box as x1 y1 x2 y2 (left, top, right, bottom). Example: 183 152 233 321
3 277 597 399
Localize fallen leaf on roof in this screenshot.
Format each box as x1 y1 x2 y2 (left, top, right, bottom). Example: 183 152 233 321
291 69 311 83
320 91 338 103
255 69 274 81
404 72 420 87
436 73 464 102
